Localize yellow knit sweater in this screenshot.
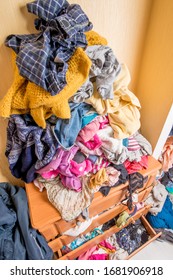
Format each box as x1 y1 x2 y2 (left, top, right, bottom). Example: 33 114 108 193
0 31 107 128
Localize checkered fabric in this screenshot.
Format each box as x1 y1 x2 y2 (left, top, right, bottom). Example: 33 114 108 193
5 0 93 96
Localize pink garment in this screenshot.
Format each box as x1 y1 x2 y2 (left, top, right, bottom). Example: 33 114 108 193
37 146 82 192
83 134 102 150
70 159 93 177
99 116 109 129
99 240 116 251
78 115 109 142
60 174 82 192
36 146 79 179
88 254 108 260
78 246 98 260
124 155 148 174
75 139 103 156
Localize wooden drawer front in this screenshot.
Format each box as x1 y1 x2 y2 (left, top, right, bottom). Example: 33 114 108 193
48 203 127 253
56 205 157 260
89 184 128 217
89 173 156 218
139 174 156 192
48 185 154 251
39 223 60 241
138 185 153 202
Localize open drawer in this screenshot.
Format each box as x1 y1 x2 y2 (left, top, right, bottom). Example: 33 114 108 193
25 156 161 242
56 204 161 260
46 184 154 255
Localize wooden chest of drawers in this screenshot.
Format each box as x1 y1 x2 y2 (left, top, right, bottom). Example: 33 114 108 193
25 156 162 260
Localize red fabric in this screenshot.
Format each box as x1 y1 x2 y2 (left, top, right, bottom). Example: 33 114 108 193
124 155 148 174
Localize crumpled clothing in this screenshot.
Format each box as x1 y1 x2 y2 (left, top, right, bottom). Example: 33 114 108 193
69 228 103 250
38 176 94 221
159 136 173 172
160 167 173 186
0 31 107 129
0 182 53 260
145 182 168 215
73 150 87 163
79 134 102 151
126 136 141 151
109 248 129 260
166 181 173 194
36 146 82 192
101 166 120 187
85 45 121 99
78 245 98 260
90 156 110 174
115 220 149 254
98 240 116 253
54 102 95 149
81 112 99 128
116 211 130 228
124 155 149 174
96 125 126 159
5 0 93 96
133 131 152 155
99 163 128 196
69 159 93 177
89 168 108 189
154 228 173 243
70 79 93 103
85 63 141 139
75 138 103 156
88 254 108 260
5 114 58 183
86 134 102 150
78 115 109 143
146 196 173 229
62 216 97 237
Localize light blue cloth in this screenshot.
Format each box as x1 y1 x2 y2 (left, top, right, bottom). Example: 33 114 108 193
54 102 95 149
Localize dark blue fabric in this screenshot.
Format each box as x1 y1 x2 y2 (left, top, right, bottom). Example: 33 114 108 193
5 114 58 183
54 102 94 149
146 196 173 229
0 182 53 260
5 0 93 96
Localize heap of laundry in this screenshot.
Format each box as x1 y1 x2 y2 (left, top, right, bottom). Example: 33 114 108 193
0 0 153 222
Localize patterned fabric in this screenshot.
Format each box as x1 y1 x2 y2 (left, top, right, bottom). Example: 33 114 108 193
127 136 140 151
5 114 58 183
5 0 93 96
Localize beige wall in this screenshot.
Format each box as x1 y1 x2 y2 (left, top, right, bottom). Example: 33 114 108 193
0 0 152 184
136 0 173 150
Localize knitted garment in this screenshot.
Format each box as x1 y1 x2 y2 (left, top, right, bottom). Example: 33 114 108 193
38 176 94 221
0 31 107 128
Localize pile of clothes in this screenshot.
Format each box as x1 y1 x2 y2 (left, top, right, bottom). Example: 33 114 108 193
0 0 153 222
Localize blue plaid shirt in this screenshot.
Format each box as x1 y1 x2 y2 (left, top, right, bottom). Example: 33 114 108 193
5 0 93 96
